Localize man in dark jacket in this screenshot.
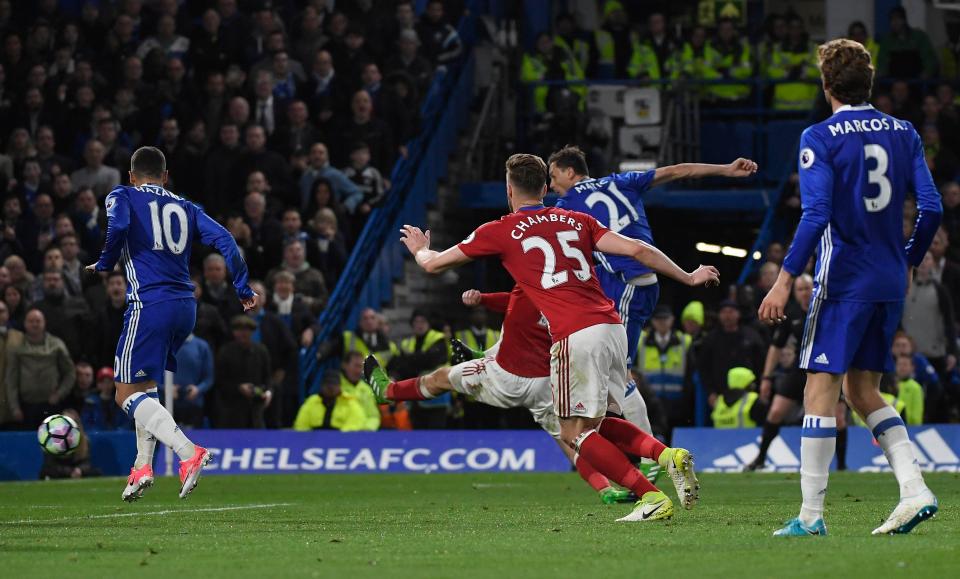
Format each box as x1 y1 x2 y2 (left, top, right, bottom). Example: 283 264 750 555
91 271 126 369
696 300 766 400
248 281 297 427
214 315 272 428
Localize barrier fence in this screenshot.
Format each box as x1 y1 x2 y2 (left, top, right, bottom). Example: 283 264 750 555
3 425 958 481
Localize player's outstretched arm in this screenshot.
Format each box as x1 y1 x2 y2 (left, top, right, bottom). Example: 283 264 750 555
463 289 511 313
400 225 472 273
195 207 257 310
650 158 758 187
87 188 130 272
595 231 719 287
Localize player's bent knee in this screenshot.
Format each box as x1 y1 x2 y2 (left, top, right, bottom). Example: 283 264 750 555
423 368 452 395
113 380 156 407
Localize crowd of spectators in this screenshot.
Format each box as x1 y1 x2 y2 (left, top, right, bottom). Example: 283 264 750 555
3 1 958 441
0 0 467 434
521 4 960 174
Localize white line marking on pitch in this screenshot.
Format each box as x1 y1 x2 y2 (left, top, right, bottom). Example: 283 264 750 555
3 502 294 525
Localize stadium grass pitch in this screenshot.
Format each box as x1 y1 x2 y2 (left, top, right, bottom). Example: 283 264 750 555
1 472 957 578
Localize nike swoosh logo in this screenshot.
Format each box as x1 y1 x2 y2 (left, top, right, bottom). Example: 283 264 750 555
640 500 667 520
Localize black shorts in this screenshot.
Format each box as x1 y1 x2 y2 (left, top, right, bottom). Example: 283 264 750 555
773 369 806 403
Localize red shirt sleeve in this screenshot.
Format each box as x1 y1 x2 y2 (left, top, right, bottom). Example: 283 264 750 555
583 213 610 245
479 292 510 313
457 220 503 259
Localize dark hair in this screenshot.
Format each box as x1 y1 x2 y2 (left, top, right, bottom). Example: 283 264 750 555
107 270 126 281
505 153 548 195
548 145 589 176
57 232 78 244
818 39 874 105
130 146 166 177
342 351 364 365
847 21 867 36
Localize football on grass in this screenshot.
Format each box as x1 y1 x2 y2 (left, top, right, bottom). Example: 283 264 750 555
37 414 81 456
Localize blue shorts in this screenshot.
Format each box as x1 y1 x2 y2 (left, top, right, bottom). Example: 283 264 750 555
597 268 660 369
114 298 196 384
799 297 903 374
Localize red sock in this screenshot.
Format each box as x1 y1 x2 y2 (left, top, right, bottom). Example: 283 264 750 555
598 417 667 461
575 455 612 492
386 378 426 401
577 431 657 496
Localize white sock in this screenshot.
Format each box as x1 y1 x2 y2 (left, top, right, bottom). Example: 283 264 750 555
133 388 159 469
609 380 653 434
865 406 927 498
122 392 195 461
799 415 836 525
417 379 435 399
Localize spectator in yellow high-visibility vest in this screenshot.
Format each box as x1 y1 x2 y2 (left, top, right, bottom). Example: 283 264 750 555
454 307 499 354
705 18 752 103
342 307 399 368
293 365 379 432
628 36 660 81
520 33 584 114
766 15 819 110
894 355 925 425
758 13 787 78
641 12 679 80
711 366 767 429
848 21 879 67
594 0 634 79
388 310 449 429
674 26 711 97
553 12 593 80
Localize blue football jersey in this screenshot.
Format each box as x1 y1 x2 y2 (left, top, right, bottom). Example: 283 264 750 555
782 104 942 302
555 171 656 279
94 184 254 306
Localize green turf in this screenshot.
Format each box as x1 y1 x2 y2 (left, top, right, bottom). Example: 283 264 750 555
1 472 957 578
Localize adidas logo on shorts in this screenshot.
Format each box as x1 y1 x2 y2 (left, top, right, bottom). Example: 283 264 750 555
135 369 147 378
814 353 830 365
574 402 585 411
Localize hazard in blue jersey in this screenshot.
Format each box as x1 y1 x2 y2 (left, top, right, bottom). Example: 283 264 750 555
94 184 254 306
782 104 942 302
555 170 656 279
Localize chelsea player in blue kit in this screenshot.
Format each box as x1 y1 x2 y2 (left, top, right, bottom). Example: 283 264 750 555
759 40 940 536
548 146 757 434
87 147 256 501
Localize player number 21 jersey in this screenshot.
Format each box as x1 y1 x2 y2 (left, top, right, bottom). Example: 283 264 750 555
555 170 656 280
458 205 621 342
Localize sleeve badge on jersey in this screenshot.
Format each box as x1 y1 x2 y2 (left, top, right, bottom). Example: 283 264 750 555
799 147 815 169
461 232 476 244
105 197 116 210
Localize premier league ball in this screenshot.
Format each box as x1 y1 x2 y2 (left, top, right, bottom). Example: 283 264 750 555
37 414 82 456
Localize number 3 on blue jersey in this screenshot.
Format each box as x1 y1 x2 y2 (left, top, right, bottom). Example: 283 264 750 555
863 145 891 212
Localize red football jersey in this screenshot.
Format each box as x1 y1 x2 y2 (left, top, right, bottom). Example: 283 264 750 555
459 206 621 342
480 286 551 378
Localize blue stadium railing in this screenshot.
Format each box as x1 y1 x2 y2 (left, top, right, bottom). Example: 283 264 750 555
298 17 478 401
